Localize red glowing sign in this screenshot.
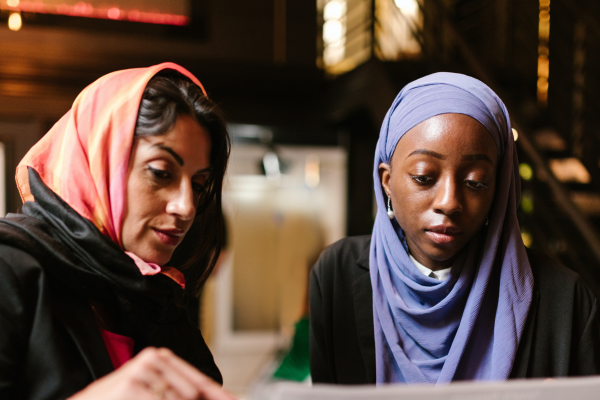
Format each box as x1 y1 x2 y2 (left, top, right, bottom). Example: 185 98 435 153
1 0 190 26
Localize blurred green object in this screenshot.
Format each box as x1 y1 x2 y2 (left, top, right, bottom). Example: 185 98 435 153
273 317 310 381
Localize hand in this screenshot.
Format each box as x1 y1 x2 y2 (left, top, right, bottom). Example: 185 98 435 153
69 347 238 400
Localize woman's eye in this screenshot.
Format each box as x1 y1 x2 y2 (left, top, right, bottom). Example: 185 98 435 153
148 166 171 180
410 175 433 185
465 180 489 189
192 182 205 194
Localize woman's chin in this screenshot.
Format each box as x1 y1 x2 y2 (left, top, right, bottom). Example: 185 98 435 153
419 247 461 268
146 252 172 266
127 245 173 267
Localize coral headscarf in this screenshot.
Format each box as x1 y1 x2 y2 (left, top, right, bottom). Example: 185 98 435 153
370 72 534 384
16 63 206 286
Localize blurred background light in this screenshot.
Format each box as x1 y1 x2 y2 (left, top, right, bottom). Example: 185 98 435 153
512 128 519 141
537 0 550 105
323 41 344 65
323 0 345 20
323 19 343 43
570 192 600 217
0 0 189 26
263 152 282 180
533 129 567 151
394 0 419 15
8 11 22 31
305 154 320 188
521 230 533 248
521 192 534 214
519 163 534 181
107 7 121 19
321 0 347 69
549 157 591 183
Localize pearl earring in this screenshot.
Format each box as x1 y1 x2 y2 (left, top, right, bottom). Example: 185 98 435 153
387 196 395 220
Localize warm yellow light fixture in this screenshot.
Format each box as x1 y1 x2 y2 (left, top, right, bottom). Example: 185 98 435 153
323 19 343 43
323 0 345 20
322 0 347 68
394 0 418 14
6 0 20 7
549 158 591 184
521 193 534 214
8 12 22 31
519 163 534 181
537 0 550 106
521 231 533 248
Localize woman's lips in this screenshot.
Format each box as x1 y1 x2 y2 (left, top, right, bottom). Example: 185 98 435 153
425 225 462 245
153 228 183 246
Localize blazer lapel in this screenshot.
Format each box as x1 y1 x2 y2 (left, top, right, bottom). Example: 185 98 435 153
52 290 114 379
352 243 376 383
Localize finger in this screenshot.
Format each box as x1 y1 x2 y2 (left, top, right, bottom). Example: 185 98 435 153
159 357 238 400
129 365 163 387
156 348 214 388
157 383 180 400
154 348 238 399
123 381 162 400
197 381 240 400
155 361 202 400
71 369 160 400
133 348 203 399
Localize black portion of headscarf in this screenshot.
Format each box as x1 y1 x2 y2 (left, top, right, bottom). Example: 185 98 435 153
0 168 221 383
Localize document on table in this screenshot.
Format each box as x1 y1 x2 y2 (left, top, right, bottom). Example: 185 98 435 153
252 376 600 400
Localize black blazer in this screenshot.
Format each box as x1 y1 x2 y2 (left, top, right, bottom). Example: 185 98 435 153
309 235 600 384
0 244 221 400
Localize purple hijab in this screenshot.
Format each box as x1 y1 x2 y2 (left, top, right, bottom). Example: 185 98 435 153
370 72 534 384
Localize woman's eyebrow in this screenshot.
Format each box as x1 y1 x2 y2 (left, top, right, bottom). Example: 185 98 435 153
195 167 213 175
154 144 184 166
462 154 494 165
407 149 446 159
407 149 494 165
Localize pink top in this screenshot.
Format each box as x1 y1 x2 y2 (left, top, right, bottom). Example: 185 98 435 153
99 328 135 369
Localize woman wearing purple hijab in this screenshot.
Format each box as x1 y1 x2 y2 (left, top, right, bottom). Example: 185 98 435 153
309 73 600 384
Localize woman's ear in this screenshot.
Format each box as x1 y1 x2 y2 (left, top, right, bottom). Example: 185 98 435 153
379 162 392 197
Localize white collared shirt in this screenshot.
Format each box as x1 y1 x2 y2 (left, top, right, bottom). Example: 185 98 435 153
409 254 451 281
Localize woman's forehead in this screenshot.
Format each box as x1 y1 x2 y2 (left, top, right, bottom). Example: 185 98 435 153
392 113 498 162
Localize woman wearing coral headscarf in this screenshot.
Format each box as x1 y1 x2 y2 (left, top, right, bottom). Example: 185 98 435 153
0 64 236 400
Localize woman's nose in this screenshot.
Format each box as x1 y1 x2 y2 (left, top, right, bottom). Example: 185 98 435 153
433 177 463 216
166 180 196 221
